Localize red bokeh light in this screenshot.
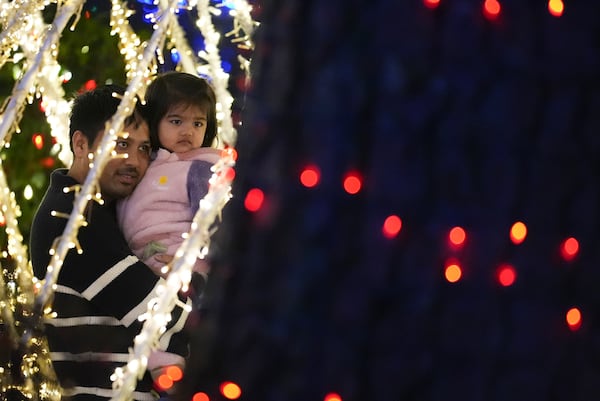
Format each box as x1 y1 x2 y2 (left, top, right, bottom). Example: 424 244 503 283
382 215 402 239
483 0 501 20
220 381 242 400
40 156 56 169
343 172 362 194
83 79 97 91
223 166 236 182
244 188 264 212
166 365 183 381
192 392 210 401
221 147 238 161
324 392 342 401
300 165 320 188
155 374 173 391
448 226 466 248
496 263 516 287
560 237 579 262
32 133 44 150
423 0 440 9
566 307 582 331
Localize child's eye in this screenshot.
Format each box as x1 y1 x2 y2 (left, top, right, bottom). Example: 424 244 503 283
194 121 205 128
169 119 182 125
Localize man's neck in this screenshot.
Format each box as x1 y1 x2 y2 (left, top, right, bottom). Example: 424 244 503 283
66 167 112 203
66 168 85 185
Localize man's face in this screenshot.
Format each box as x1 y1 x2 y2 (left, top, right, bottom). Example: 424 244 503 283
94 119 151 202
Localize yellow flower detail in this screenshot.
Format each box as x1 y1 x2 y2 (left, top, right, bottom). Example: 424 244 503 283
158 175 168 185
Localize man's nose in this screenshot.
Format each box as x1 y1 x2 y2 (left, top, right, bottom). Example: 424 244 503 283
126 149 141 166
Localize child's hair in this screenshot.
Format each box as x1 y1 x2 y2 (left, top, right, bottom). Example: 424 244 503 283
144 71 218 152
69 84 146 151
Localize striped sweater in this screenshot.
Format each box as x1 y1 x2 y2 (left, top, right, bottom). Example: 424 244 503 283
29 169 191 401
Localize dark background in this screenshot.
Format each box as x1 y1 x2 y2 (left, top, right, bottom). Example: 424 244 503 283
2 0 592 399
176 1 600 400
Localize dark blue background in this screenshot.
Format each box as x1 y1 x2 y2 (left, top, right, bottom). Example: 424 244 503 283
178 1 600 400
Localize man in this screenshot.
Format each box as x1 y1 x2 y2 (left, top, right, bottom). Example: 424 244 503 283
30 85 191 401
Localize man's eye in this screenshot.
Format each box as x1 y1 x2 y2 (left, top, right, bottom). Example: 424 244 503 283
139 145 151 154
116 141 128 149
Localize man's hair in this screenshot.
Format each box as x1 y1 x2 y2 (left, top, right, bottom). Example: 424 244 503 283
143 71 218 151
69 84 145 151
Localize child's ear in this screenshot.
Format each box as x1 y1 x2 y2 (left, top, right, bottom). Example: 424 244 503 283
71 130 89 158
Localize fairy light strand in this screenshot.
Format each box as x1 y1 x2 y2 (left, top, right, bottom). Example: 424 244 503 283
110 151 235 401
221 0 258 51
195 0 236 147
108 2 226 398
0 163 28 282
0 161 25 350
111 2 256 398
0 75 62 401
36 0 178 315
38 71 73 167
0 0 35 69
23 7 73 166
220 0 257 91
0 0 85 147
156 0 200 76
0 1 83 398
37 0 188 311
109 0 147 83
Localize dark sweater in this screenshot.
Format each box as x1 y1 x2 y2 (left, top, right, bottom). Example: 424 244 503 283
30 169 190 401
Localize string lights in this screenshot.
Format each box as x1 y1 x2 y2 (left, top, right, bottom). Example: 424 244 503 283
109 0 256 393
110 0 147 83
422 0 567 19
0 0 85 398
0 0 85 147
153 0 199 76
0 158 62 400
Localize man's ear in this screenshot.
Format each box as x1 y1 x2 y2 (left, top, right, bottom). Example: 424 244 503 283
71 130 89 158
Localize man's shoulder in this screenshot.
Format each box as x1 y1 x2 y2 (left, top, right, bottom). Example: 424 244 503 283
38 169 77 198
34 169 76 213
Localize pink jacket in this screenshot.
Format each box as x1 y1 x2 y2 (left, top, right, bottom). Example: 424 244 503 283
117 147 221 275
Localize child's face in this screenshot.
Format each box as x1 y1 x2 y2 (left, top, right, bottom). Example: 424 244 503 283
158 103 208 153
